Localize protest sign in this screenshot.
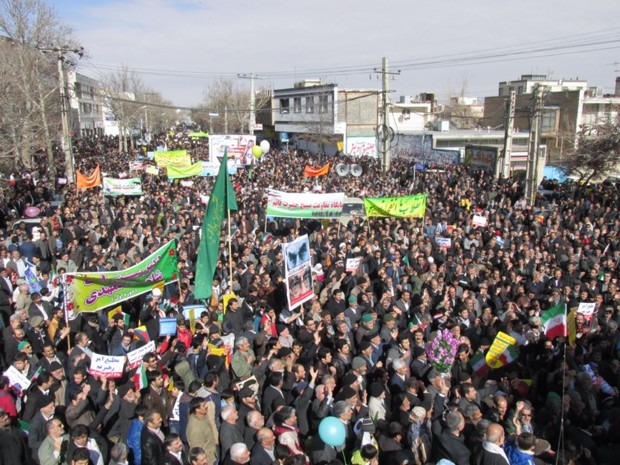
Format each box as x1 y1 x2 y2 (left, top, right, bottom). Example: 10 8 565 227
472 215 488 227
577 302 596 316
89 353 126 378
346 258 362 272
127 341 156 369
3 366 31 393
435 237 452 248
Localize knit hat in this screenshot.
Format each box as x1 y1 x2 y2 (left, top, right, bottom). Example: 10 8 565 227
18 341 30 351
352 357 367 370
361 314 373 323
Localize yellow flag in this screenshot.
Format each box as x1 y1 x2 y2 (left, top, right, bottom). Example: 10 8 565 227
221 294 237 314
567 308 577 346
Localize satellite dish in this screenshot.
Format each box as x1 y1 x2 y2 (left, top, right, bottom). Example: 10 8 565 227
336 164 350 177
350 164 363 177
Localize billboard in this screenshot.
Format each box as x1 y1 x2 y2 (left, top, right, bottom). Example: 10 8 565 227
208 134 257 166
464 145 498 172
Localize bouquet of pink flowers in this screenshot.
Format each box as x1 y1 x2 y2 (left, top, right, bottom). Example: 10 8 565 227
425 329 459 374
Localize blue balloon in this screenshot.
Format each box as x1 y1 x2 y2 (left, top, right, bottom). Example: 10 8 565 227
318 416 346 447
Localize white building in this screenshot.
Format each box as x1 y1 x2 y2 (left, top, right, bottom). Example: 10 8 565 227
66 71 104 137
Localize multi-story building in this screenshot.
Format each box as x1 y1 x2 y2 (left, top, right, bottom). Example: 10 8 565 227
271 80 380 156
66 71 104 137
484 75 620 163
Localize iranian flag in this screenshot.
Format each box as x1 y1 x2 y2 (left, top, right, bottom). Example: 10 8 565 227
541 303 567 340
497 344 518 366
133 364 148 392
471 351 489 377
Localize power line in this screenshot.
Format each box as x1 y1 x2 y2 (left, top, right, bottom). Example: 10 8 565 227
81 28 620 82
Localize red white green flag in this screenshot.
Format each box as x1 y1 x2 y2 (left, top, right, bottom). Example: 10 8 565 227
133 364 148 391
541 303 567 340
471 351 489 377
485 331 518 369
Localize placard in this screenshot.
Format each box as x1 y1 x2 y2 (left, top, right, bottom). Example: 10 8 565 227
435 237 452 248
472 215 488 227
159 318 178 337
3 366 31 393
127 341 157 369
346 258 362 272
577 302 597 316
89 353 126 378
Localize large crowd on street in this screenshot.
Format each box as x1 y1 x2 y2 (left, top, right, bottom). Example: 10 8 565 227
0 128 619 465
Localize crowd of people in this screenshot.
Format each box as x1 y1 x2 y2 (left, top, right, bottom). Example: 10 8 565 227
0 128 619 465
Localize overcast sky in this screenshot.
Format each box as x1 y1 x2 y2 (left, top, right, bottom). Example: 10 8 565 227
55 0 620 107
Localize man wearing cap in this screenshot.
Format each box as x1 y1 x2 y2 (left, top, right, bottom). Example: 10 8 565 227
346 294 364 327
410 346 431 382
355 313 375 346
140 288 165 341
29 394 57 458
27 314 50 356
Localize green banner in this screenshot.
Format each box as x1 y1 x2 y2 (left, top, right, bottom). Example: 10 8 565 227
363 194 427 218
102 178 143 196
65 241 178 313
194 149 238 300
154 150 191 168
167 162 203 179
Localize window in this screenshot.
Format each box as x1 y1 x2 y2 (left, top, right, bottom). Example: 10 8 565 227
279 98 290 114
319 94 329 113
499 88 504 96
517 86 524 95
541 109 557 133
294 97 301 113
306 96 315 113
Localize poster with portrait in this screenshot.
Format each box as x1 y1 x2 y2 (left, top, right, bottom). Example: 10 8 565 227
283 235 314 309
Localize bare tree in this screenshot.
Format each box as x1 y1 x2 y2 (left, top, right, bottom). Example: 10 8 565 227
0 0 80 175
564 115 620 195
100 64 149 153
200 78 270 134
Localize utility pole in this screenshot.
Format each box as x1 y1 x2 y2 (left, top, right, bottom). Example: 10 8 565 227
501 90 516 179
40 46 83 183
525 85 544 206
374 57 400 172
238 73 265 135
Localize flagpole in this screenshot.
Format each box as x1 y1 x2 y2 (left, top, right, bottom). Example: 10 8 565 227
61 276 71 352
555 303 567 465
227 209 234 293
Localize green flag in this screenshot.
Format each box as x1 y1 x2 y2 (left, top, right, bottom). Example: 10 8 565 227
194 149 238 300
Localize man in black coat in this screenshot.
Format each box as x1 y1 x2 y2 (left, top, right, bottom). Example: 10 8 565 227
471 423 510 465
250 428 277 465
141 410 166 465
430 379 471 465
0 408 27 464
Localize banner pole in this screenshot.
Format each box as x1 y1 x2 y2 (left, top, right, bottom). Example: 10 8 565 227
227 209 234 293
62 276 71 352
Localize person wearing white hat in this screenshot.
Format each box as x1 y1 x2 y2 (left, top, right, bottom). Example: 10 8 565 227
139 288 165 341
